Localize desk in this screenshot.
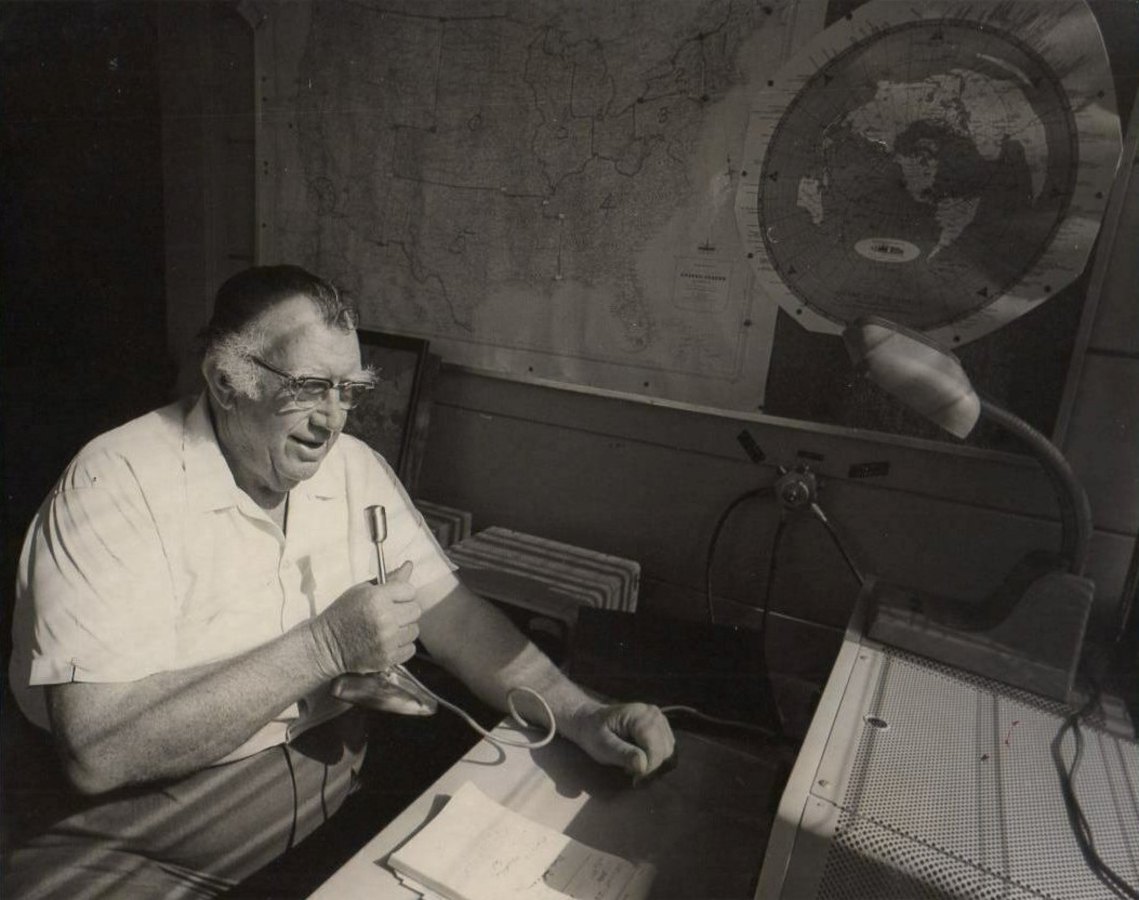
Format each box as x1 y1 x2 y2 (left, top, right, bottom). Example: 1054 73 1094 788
309 723 789 899
309 611 1137 899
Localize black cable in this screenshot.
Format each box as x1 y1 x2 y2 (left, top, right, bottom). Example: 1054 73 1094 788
1051 688 1139 900
320 757 330 823
661 704 782 740
704 485 774 625
705 483 865 627
811 506 867 587
281 744 299 852
702 482 790 740
758 517 786 643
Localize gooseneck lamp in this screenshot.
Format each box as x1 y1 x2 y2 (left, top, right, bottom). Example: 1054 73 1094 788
843 317 1095 703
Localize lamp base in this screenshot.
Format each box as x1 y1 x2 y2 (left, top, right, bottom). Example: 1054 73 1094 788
868 569 1095 704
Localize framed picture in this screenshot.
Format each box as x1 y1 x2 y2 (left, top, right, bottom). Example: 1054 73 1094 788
344 331 435 488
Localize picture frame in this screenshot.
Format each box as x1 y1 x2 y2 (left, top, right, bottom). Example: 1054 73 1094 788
344 330 436 490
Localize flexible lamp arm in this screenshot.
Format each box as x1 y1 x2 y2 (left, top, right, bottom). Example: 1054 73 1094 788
978 398 1092 577
844 317 1092 577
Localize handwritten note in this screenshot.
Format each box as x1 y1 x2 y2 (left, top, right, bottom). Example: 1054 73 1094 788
388 782 654 900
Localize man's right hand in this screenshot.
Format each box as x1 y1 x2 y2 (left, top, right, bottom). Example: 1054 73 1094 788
308 561 421 677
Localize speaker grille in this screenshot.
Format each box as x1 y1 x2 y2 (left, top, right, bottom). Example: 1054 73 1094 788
815 651 1138 899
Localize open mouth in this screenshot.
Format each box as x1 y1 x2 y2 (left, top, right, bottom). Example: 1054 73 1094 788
290 435 327 453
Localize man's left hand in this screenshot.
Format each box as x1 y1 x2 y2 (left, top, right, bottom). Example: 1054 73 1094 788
565 702 675 778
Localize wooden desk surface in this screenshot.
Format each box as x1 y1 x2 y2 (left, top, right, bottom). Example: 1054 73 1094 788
309 722 788 899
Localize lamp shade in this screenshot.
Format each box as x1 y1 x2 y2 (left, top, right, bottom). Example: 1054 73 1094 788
843 317 981 439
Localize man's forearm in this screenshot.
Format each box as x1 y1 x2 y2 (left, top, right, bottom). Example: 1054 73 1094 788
46 622 334 794
418 583 604 740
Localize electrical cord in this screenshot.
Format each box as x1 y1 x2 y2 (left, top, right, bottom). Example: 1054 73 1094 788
367 506 556 752
808 503 867 587
660 704 783 739
392 663 557 750
399 669 789 750
758 517 786 642
395 485 867 755
704 482 866 628
1051 686 1139 900
703 489 789 741
704 485 775 626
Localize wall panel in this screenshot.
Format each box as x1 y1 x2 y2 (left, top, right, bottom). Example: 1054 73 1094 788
418 379 1136 641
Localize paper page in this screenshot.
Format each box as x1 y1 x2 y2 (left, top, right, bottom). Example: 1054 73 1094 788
388 782 653 900
396 874 448 900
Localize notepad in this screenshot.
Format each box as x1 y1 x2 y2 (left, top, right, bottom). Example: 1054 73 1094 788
388 782 655 900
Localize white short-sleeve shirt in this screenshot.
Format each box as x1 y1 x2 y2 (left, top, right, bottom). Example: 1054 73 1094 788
9 394 458 762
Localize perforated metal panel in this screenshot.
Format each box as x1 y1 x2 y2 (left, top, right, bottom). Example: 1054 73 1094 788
810 650 1139 900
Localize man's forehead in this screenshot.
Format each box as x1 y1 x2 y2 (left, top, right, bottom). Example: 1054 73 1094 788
259 295 363 374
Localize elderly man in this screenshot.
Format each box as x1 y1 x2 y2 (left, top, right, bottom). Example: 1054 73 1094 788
4 265 674 898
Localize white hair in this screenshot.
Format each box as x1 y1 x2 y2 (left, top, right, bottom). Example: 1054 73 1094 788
207 329 269 400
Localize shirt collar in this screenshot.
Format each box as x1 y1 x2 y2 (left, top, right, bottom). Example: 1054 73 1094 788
183 394 246 513
182 393 344 514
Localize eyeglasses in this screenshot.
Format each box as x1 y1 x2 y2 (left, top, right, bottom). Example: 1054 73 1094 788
248 356 376 410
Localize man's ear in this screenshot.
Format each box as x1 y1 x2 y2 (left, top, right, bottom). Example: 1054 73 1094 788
202 356 238 410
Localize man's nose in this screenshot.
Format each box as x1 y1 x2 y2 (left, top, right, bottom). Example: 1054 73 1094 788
311 391 348 433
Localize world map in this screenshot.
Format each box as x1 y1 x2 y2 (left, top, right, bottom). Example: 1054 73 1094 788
737 0 1121 347
819 65 1048 260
